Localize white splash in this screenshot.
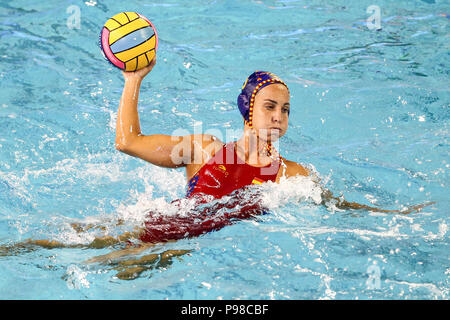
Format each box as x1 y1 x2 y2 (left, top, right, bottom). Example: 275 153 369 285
65 265 90 290
258 175 323 210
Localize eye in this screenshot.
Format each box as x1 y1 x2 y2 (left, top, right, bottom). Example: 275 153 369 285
265 104 275 110
282 107 290 113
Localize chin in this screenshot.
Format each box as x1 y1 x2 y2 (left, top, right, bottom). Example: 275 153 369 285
254 128 285 143
265 133 283 143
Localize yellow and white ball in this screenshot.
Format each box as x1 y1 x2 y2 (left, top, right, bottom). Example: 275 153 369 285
99 12 158 71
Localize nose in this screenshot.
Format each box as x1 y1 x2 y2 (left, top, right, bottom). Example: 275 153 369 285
271 108 282 123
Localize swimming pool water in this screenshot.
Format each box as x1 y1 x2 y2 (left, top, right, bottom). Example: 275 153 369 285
0 0 448 299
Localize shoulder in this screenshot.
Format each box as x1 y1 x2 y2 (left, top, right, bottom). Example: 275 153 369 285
197 134 224 152
280 158 309 178
185 134 224 181
188 134 224 160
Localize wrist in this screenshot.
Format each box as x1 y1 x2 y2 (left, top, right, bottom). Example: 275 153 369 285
124 76 142 86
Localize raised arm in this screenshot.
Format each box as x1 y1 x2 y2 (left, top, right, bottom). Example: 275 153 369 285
115 58 191 168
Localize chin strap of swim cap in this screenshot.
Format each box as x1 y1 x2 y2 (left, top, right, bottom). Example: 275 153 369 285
238 72 289 160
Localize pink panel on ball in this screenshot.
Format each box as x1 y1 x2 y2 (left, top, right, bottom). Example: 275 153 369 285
101 27 125 69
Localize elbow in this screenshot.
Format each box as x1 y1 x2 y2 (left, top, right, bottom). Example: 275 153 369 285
115 142 127 152
115 139 134 152
115 142 135 156
115 133 139 152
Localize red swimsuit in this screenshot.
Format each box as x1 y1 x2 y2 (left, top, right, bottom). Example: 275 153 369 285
186 141 280 199
139 141 280 243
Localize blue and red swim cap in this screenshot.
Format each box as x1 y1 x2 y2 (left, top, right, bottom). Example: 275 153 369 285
237 71 289 128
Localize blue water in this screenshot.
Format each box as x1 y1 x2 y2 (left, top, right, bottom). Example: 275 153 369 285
0 0 448 299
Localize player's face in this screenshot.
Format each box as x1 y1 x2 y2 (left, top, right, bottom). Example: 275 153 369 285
251 83 290 142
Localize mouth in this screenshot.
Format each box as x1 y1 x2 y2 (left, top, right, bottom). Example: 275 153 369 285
269 127 282 133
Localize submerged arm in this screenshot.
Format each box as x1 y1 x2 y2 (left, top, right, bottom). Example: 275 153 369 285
284 162 434 215
320 188 435 215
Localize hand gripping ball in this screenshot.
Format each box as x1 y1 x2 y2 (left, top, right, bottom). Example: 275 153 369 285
99 12 158 71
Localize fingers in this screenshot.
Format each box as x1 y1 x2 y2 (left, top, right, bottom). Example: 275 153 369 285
149 55 156 67
410 201 435 212
400 201 436 215
139 56 157 76
115 266 148 280
121 55 157 80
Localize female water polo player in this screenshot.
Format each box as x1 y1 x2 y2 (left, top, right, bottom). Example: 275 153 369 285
107 56 432 246
1 56 432 273
116 57 430 214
